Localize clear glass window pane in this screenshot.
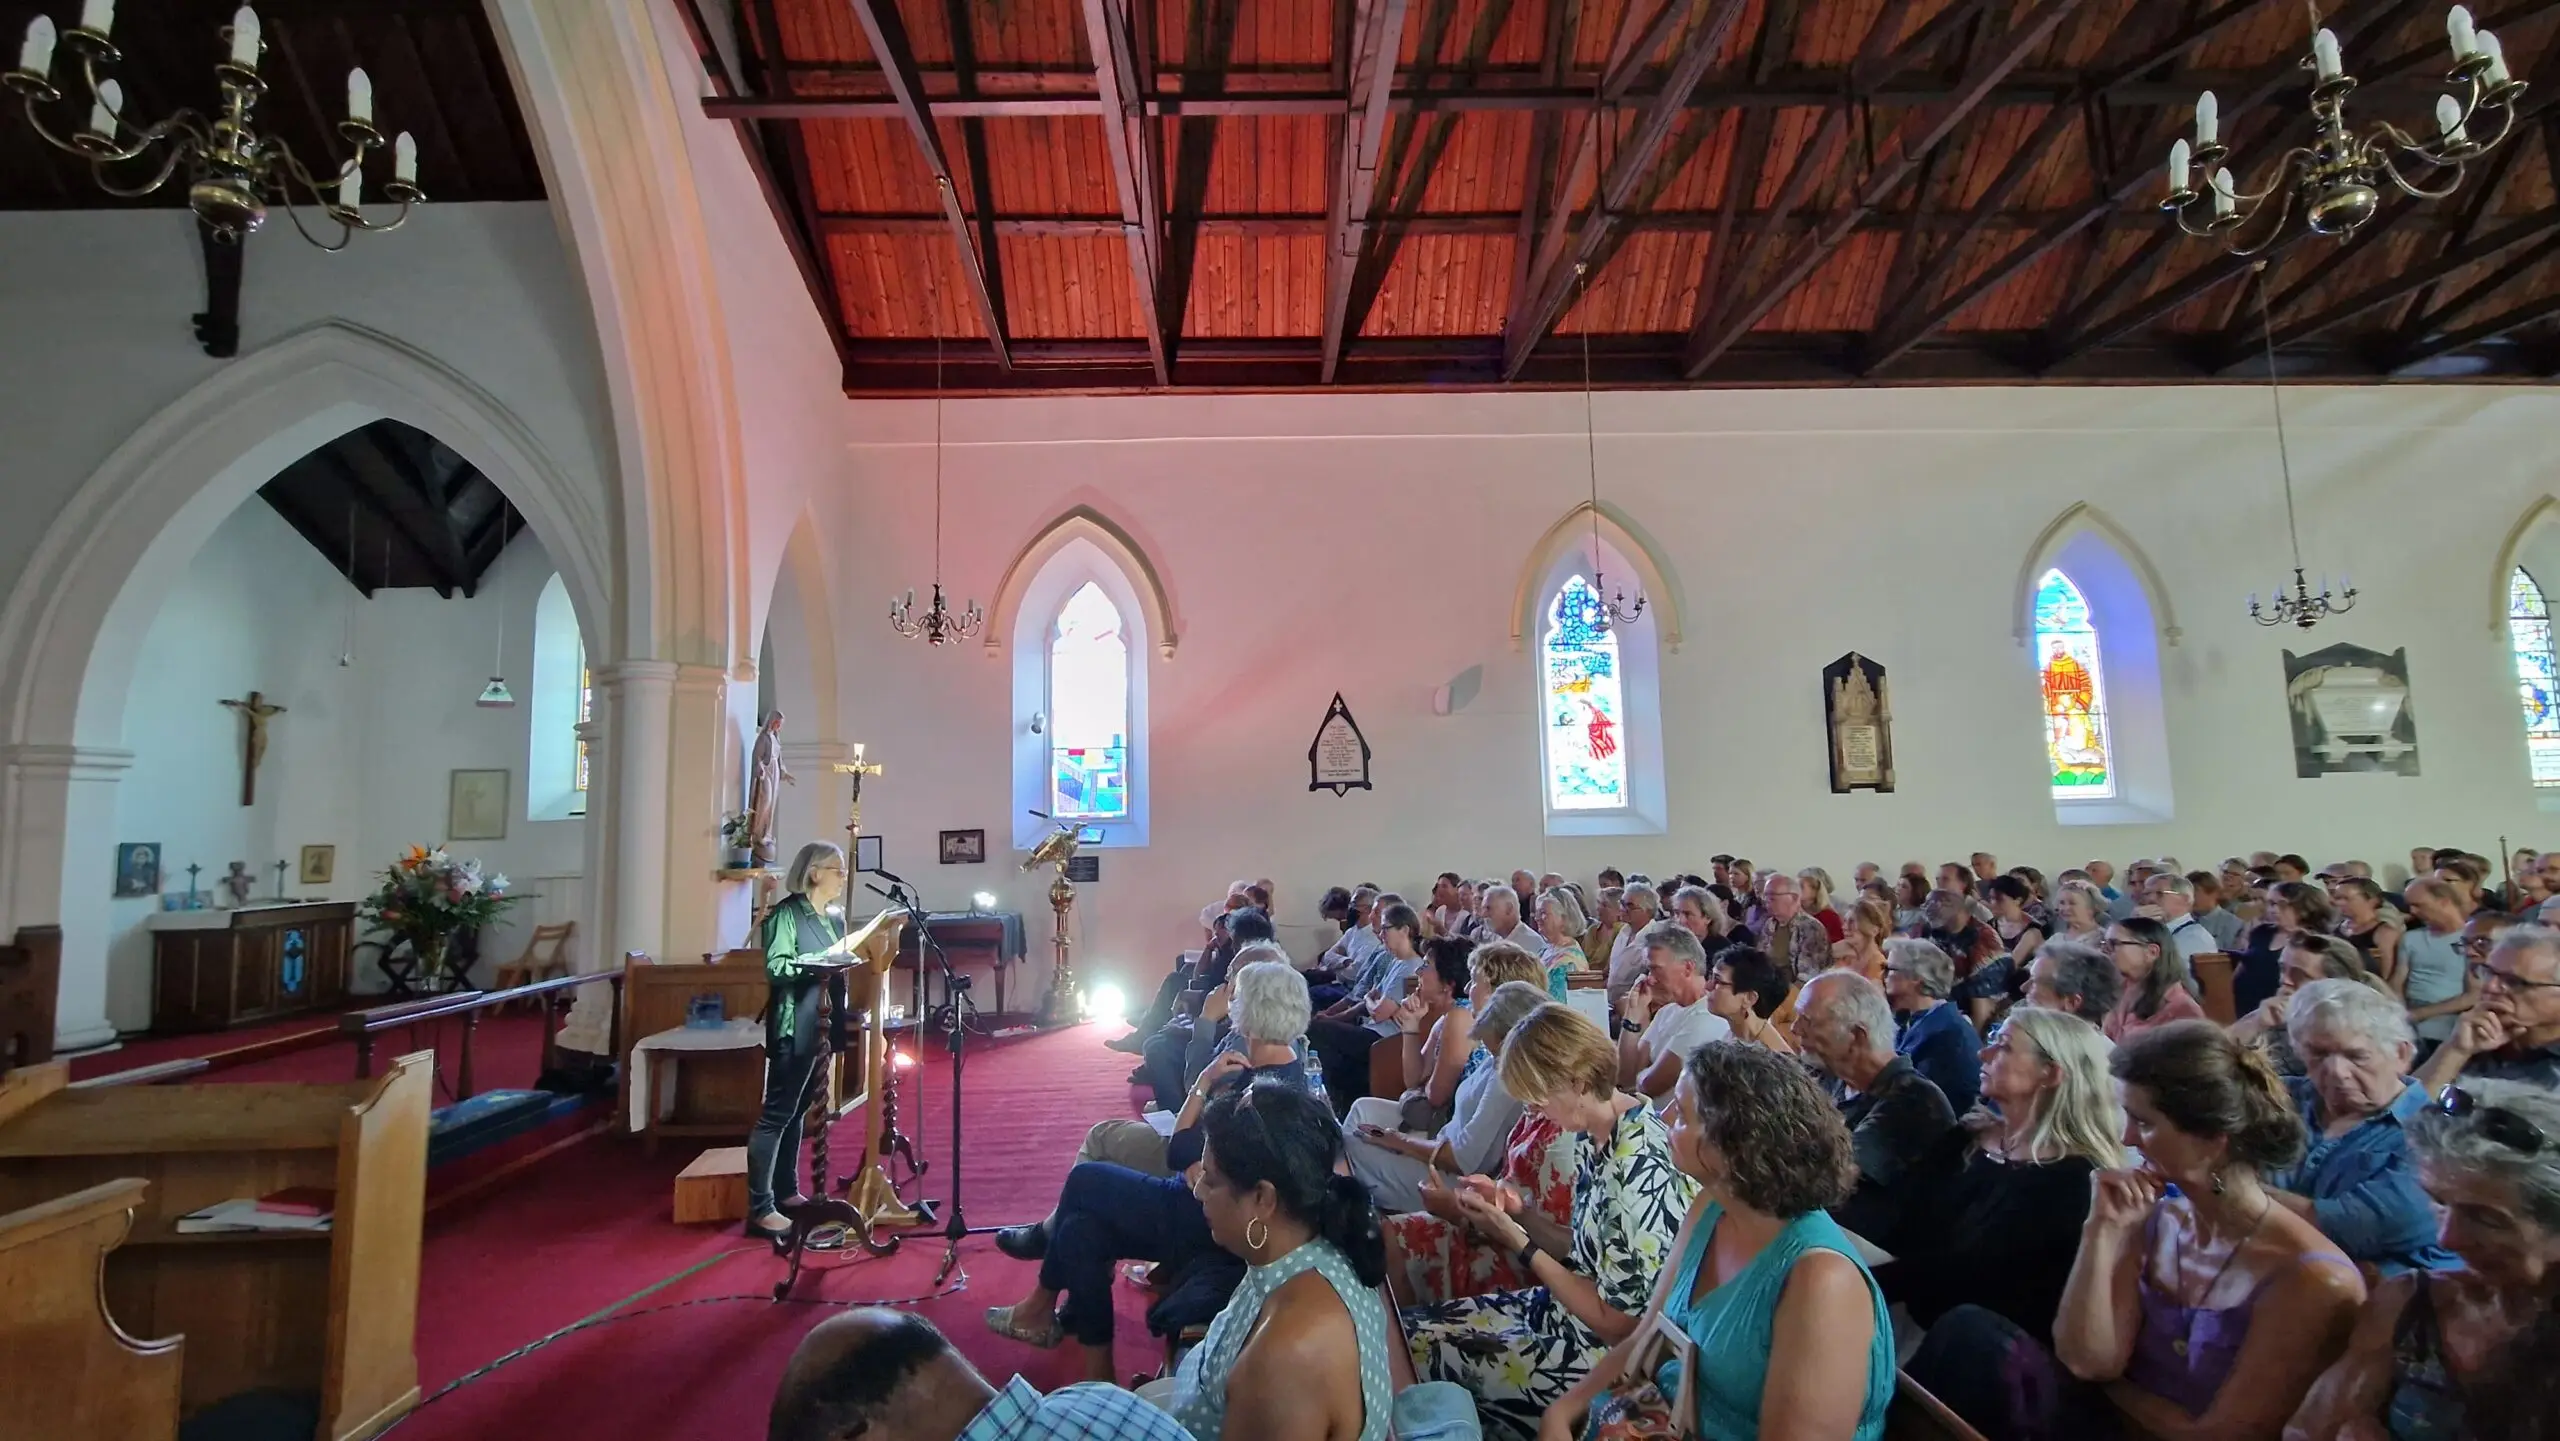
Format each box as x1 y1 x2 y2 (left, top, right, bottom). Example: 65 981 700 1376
2509 568 2560 786
1049 582 1130 819
2034 569 2116 801
574 656 591 794
1542 576 1628 811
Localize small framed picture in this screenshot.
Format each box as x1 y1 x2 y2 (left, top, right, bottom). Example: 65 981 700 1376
938 828 987 865
299 844 336 887
114 842 161 898
449 768 510 842
854 834 885 874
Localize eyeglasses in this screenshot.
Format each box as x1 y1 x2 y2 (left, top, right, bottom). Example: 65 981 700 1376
2432 1086 2550 1155
2466 960 2560 989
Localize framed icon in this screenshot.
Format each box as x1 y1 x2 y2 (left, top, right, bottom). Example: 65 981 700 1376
939 828 987 865
299 844 336 887
114 842 161 898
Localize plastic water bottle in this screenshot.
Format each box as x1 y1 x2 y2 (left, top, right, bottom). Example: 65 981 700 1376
1303 1042 1328 1107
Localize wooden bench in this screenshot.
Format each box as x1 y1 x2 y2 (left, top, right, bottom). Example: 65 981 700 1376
0 1176 183 1441
1886 1369 1990 1441
2191 952 2237 1025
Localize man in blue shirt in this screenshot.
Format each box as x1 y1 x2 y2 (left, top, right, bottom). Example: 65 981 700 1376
771 1309 1199 1441
1882 936 1982 1115
2268 979 2459 1276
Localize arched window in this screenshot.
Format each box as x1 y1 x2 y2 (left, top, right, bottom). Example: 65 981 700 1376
1540 576 1628 812
2033 568 2115 800
573 656 591 808
1047 581 1130 819
2509 566 2560 787
528 572 587 821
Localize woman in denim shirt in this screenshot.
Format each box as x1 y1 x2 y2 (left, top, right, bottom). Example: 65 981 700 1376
2267 979 2458 1277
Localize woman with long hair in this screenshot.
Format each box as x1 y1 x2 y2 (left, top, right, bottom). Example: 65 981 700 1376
1167 1081 1397 1441
1831 897 1893 984
2334 877 2406 995
1402 1005 1697 1441
2009 865 2054 931
1539 1041 1894 1441
2238 880 2339 1016
2103 914 2205 1044
745 841 856 1242
1801 867 1847 945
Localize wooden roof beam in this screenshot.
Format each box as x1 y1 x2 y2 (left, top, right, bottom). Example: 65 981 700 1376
1684 0 2088 379
843 0 1011 367
1502 0 1753 380
2393 289 2560 370
1321 0 1418 382
2265 206 2560 352
1083 0 1169 385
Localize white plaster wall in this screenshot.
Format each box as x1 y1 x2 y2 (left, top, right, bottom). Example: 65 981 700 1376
102 507 587 1031
831 384 2560 998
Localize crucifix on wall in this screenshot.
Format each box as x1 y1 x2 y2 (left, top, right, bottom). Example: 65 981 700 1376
219 691 287 807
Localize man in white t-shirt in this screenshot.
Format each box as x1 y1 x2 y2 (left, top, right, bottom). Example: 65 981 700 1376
1614 924 1730 1105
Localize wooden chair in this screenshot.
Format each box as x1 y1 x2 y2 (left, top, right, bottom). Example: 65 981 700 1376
1886 1370 1990 1441
0 1176 183 1441
491 922 575 1008
2191 953 2237 1025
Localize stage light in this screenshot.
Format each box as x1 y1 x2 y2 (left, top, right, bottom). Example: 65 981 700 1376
972 891 997 911
1083 983 1127 1023
892 1050 917 1070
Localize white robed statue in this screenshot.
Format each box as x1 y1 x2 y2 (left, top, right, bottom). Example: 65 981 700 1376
748 710 796 866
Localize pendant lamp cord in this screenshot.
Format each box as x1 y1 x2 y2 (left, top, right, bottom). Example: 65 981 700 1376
932 270 946 591
2253 265 2306 573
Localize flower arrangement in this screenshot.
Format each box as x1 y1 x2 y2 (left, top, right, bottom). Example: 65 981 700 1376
359 846 516 968
719 811 756 849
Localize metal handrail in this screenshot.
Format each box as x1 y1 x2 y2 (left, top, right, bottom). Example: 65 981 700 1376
340 970 624 1101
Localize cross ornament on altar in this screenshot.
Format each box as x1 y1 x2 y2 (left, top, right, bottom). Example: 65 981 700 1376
831 743 884 851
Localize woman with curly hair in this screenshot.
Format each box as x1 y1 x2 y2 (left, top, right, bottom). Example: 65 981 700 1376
1537 1040 1895 1441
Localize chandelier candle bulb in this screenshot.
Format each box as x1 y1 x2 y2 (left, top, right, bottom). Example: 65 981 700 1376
347 67 371 124
393 131 416 184
2211 168 2238 218
17 16 53 78
2314 29 2342 83
336 168 358 212
77 0 112 37
2449 5 2478 60
86 77 117 138
2168 138 2192 194
227 6 258 66
2480 31 2510 88
2196 90 2219 146
2439 94 2468 141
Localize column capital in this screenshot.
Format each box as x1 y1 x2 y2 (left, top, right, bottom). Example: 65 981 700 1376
0 744 136 781
593 659 679 690
669 661 727 697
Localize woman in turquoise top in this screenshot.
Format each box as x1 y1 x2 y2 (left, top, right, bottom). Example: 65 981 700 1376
1538 1040 1894 1441
1173 1079 1396 1441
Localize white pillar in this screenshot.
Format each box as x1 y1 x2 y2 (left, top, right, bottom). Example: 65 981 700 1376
557 713 616 1056
600 661 675 963
0 743 135 1052
668 661 737 959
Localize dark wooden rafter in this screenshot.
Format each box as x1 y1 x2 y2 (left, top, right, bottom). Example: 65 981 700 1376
1683 0 1796 358
943 0 1012 353
1321 0 1419 381
2395 289 2560 368
1503 0 1755 379
2395 120 2539 328
1082 0 1170 383
843 0 1011 365
1505 0 1580 341
1683 0 2093 378
2267 204 2560 350
1161 0 1245 350
325 445 468 598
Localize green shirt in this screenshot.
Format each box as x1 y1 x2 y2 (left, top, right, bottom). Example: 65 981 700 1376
762 895 843 1038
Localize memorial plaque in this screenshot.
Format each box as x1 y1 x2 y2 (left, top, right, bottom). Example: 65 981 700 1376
1823 653 1895 794
1308 692 1373 795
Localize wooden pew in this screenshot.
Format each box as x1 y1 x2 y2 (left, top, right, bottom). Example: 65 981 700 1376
0 1176 184 1441
0 923 62 1072
0 1052 433 1441
2191 953 2237 1025
1886 1370 1990 1441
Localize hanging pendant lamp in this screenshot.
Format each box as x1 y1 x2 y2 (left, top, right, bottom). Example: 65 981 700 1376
476 506 516 707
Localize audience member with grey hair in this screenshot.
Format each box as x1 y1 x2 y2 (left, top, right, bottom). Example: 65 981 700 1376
1616 923 1732 1105
1882 937 1982 1115
2262 978 2455 1276
1345 980 1547 1212
1790 969 1957 1241
1607 884 1664 1009
2288 1081 2560 1441
2022 939 2125 1023
1533 886 1591 995
2419 921 2560 1092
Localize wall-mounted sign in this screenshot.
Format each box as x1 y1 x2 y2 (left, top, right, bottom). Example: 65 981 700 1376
1064 854 1101 883
1823 652 1896 794
1308 692 1373 796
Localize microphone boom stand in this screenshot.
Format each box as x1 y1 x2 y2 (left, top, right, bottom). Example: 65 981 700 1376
867 873 1000 1285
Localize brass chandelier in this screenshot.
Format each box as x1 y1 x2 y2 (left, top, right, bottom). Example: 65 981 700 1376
7 5 422 253
2161 3 2526 253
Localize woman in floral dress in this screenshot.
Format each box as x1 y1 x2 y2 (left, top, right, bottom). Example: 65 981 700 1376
1400 1004 1697 1441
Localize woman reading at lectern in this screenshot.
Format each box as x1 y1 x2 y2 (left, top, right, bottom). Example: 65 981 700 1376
747 840 857 1241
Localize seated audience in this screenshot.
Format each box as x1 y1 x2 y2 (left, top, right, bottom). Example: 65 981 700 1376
2143 871 2221 966
2333 877 2405 993
2010 864 2054 930
2263 979 2458 1278
2398 877 2476 1051
2234 933 2386 1078
2022 937 2125 1024
2418 921 2560 1091
1402 1004 1697 1441
1388 937 1478 1126
2282 1081 2560 1441
1918 888 2003 999
1882 936 1983 1115
1307 901 1426 1114
1160 1082 1397 1441
1891 1007 2124 1342
1382 1036 1575 1306
1801 866 1848 944
1985 873 2047 967
1604 884 1660 1011
1892 873 1931 932
986 964 1323 1378
1755 872 1833 993
1584 887 1624 974
1140 910 1279 1109
1666 883 1737 962
1483 886 1540 954
1122 888 1259 1052
2049 877 2109 951
1613 925 1733 1105
2103 914 2205 1044
2186 869 2247 951
1348 980 1545 1213
1543 1042 1895 1441
1428 871 1472 939
1703 946 1795 1055
1534 887 1591 996
2238 879 2338 1016
767 1309 1197 1441
1789 969 1957 1243
2037 1022 2364 1438
1064 947 1304 1183
1832 895 1893 983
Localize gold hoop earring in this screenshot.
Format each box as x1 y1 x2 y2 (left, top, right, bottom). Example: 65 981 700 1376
1244 1216 1269 1254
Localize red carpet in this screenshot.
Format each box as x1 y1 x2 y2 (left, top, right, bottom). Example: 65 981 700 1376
387 1023 1151 1440
214 1010 555 1097
64 1009 360 1080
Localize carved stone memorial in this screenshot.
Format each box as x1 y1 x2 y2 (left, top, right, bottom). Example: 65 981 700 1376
1824 653 1895 794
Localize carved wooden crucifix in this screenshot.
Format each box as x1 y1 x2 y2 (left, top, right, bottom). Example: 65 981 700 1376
219 690 287 807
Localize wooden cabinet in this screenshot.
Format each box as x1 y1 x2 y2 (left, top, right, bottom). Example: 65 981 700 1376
149 903 355 1033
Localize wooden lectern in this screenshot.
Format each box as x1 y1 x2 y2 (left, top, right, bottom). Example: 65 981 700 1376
773 907 914 1294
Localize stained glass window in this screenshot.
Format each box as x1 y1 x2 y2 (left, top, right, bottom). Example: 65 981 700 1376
1049 581 1130 819
1542 576 1628 811
2509 567 2560 787
2034 569 2114 799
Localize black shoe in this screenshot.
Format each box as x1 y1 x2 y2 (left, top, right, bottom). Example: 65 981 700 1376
1104 1031 1148 1055
1127 1066 1149 1084
994 1223 1048 1261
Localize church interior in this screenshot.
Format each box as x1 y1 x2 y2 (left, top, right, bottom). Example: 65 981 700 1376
8 0 2560 1438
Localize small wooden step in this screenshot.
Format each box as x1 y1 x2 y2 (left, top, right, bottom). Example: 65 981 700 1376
673 1145 749 1224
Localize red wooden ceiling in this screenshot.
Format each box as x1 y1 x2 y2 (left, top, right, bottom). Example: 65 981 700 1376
682 0 2560 392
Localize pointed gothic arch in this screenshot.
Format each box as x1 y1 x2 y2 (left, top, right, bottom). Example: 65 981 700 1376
2491 496 2560 634
2011 503 2181 648
2011 504 2177 825
1510 502 1686 655
985 506 1179 662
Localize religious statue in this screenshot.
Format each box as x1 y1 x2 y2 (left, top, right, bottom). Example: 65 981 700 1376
218 860 255 908
1823 652 1896 794
219 690 287 807
746 709 795 866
